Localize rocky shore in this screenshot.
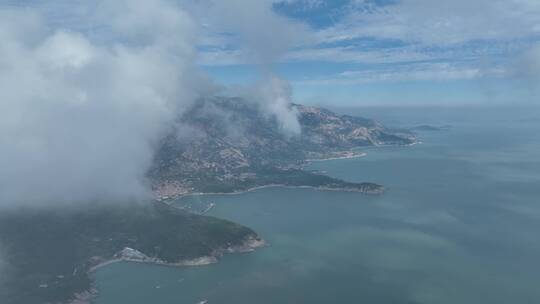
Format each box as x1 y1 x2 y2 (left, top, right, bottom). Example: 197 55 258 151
92 235 266 271
69 236 265 304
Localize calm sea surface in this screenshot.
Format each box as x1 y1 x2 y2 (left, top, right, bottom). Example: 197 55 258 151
95 107 540 304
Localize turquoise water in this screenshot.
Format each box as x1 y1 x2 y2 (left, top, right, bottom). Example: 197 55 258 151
95 107 540 304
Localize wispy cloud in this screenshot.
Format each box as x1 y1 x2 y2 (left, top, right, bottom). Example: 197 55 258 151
316 0 540 45
294 62 506 86
198 0 540 85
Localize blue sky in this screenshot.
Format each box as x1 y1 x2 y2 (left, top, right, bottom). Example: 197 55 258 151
2 0 539 106
198 0 540 106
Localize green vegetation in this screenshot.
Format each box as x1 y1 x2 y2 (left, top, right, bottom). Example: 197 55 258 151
0 202 258 304
190 168 384 194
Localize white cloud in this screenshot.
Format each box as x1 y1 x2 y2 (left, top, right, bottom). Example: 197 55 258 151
285 45 434 64
294 62 505 86
318 0 540 45
0 0 310 207
197 48 251 66
278 0 325 10
193 0 540 87
0 1 204 207
255 77 301 136
37 31 96 69
191 0 306 134
195 0 312 65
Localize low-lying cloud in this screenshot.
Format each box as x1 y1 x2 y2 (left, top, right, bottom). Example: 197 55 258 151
254 77 301 136
196 0 310 64
0 1 202 206
0 0 305 207
197 0 308 135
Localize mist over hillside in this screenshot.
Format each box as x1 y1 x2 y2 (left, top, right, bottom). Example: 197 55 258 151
0 0 306 208
151 96 414 197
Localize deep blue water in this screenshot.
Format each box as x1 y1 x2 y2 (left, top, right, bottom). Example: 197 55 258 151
95 106 540 304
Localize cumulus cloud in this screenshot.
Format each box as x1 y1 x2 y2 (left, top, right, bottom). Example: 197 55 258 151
318 0 540 45
198 0 311 64
251 78 301 136
194 0 308 135
0 0 310 207
254 77 301 136
223 76 301 136
0 1 205 206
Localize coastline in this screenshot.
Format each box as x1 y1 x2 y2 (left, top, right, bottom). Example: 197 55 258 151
153 140 428 203
72 237 266 304
89 236 266 273
305 151 367 162
69 144 412 303
164 182 384 204
156 140 426 203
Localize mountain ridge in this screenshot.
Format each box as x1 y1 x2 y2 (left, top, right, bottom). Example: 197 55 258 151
150 97 415 199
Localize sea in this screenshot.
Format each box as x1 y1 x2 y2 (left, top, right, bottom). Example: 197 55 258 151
94 106 540 304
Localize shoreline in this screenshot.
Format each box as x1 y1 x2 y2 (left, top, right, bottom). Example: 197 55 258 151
89 236 266 272
165 183 383 203
72 237 266 304
69 144 412 303
155 144 422 202
305 151 367 162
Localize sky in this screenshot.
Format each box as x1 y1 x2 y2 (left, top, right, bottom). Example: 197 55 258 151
197 0 540 105
3 0 540 106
